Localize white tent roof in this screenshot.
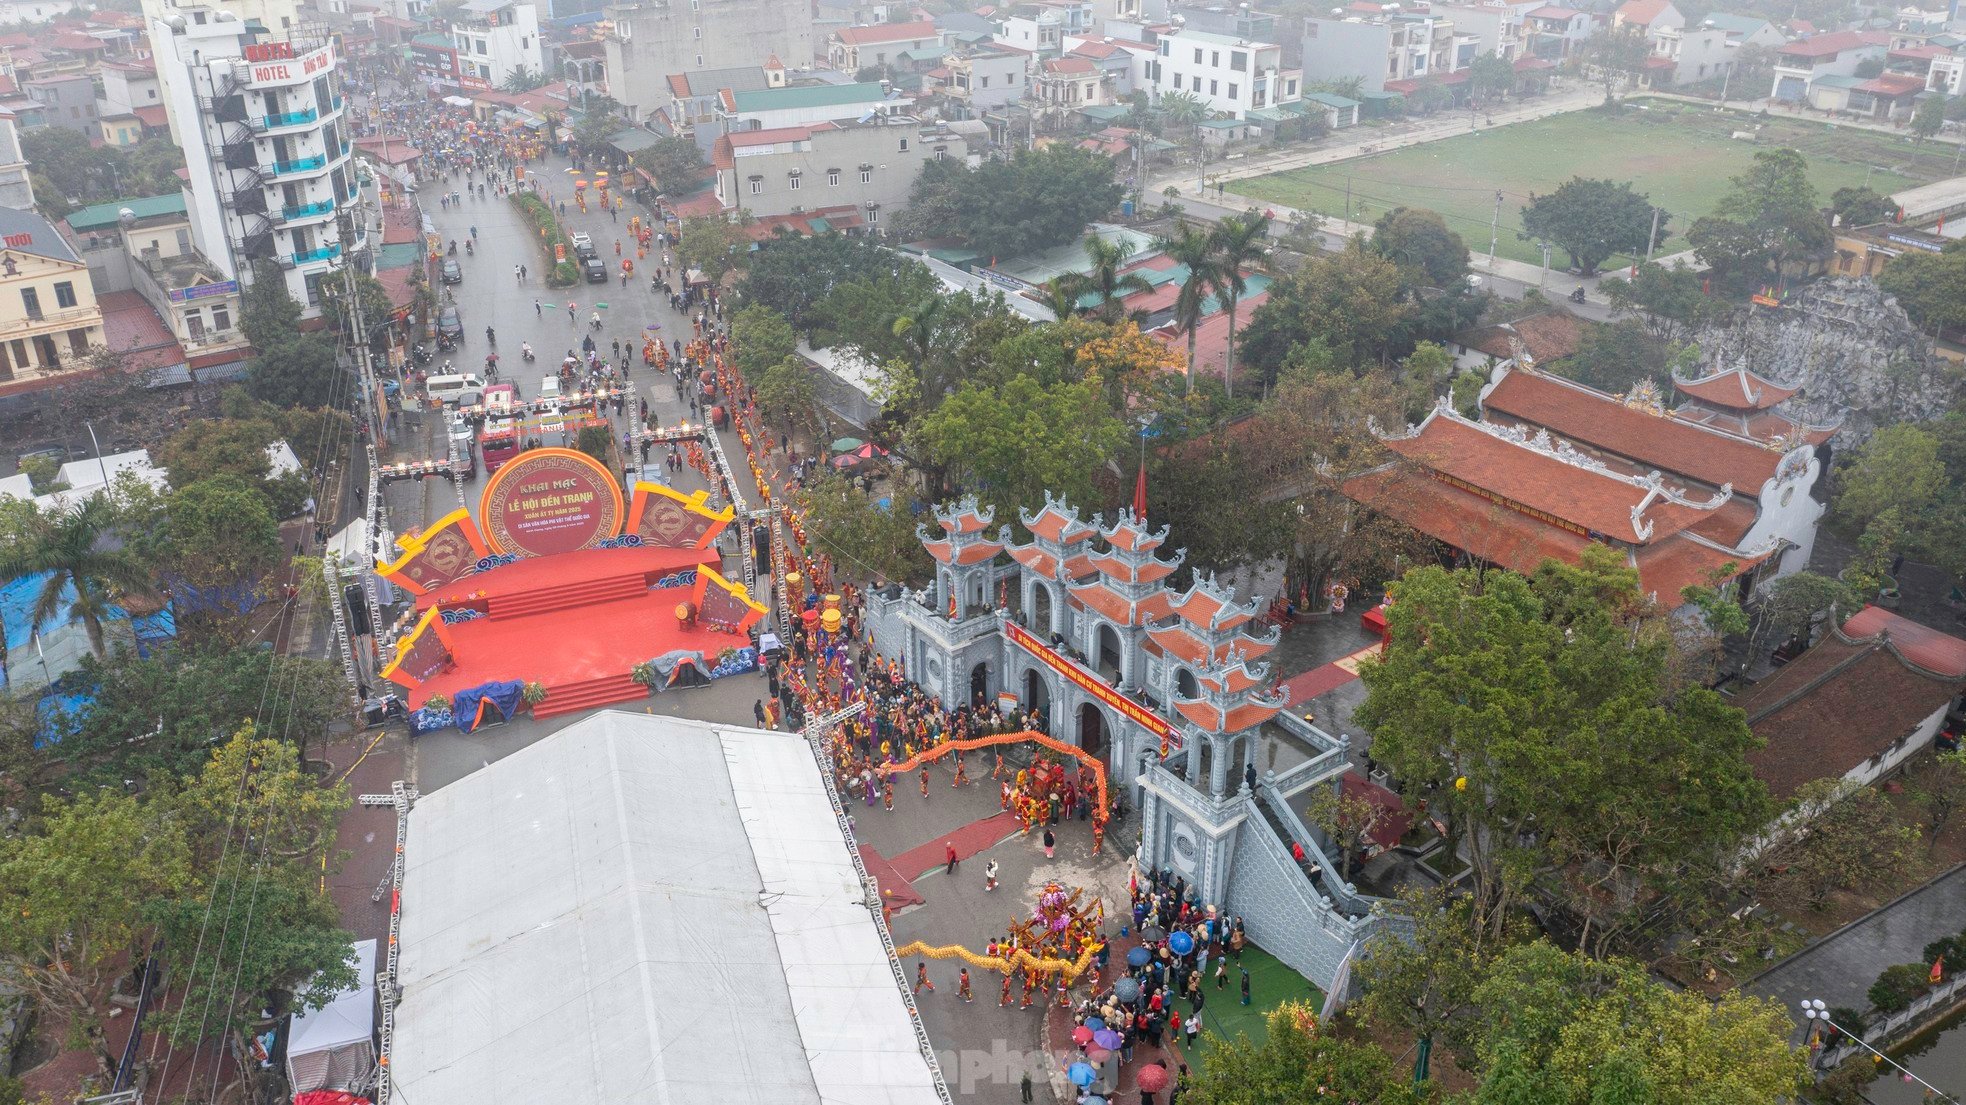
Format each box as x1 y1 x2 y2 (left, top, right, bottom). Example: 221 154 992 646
392 713 945 1105
290 939 378 1056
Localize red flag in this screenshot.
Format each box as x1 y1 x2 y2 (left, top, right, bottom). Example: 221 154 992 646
1932 956 1945 985
1133 463 1147 523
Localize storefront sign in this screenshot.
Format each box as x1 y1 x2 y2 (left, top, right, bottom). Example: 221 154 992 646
168 280 239 303
250 44 332 83
1006 621 1180 748
477 447 623 557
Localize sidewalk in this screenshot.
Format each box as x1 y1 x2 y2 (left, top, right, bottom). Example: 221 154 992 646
1746 864 1966 1032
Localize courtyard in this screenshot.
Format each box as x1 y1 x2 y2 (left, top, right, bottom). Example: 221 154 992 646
1235 101 1953 268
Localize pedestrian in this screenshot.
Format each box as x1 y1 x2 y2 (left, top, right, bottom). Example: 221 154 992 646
1215 958 1227 989
1239 967 1251 1006
945 841 958 874
1185 1011 1201 1048
1001 972 1013 1007
514 264 522 283
882 780 894 810
958 968 973 1002
1020 1071 1033 1104
914 962 934 995
1042 828 1055 860
920 764 930 799
985 858 999 891
753 699 768 727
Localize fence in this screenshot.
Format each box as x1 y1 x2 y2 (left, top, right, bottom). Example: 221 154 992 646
1817 975 1966 1072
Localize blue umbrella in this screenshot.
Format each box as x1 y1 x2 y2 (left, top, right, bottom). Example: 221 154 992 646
1085 1016 1106 1031
1093 1028 1123 1050
1169 930 1195 955
1085 1097 1108 1105
1069 1062 1097 1087
1114 977 1141 1003
1126 946 1151 967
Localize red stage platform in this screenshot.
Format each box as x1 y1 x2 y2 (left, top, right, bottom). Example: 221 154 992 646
406 545 744 717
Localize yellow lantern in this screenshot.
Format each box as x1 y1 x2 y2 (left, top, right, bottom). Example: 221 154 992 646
1453 776 1468 791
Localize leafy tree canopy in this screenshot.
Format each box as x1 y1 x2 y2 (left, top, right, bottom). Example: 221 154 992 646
1373 206 1471 290
892 144 1123 259
1519 176 1666 277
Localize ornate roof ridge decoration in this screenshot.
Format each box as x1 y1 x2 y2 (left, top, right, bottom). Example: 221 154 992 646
1622 378 1667 416
1088 543 1189 574
932 494 996 534
1100 505 1172 553
1018 489 1100 544
1629 473 1734 542
1672 361 1799 404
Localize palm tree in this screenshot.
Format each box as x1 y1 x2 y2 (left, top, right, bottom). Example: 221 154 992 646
1158 221 1219 394
1207 210 1273 399
892 293 952 400
1037 277 1088 321
0 496 158 657
1081 237 1153 323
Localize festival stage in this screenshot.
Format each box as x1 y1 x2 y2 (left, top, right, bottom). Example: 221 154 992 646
405 545 748 717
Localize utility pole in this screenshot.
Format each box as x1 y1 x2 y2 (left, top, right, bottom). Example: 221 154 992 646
1345 176 1352 223
1644 204 1662 261
1487 190 1502 270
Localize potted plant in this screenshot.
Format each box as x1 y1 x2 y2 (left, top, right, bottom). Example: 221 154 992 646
423 692 451 713
631 661 658 693
521 681 549 712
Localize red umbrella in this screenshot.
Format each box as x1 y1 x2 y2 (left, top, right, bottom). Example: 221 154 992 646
1071 1026 1094 1047
1136 1064 1170 1094
849 443 889 461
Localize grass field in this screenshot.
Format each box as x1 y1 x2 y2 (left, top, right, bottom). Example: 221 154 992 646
1236 101 1958 268
1183 943 1323 1073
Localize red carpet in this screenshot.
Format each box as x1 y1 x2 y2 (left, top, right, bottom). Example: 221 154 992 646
859 845 926 910
891 811 1023 879
403 545 749 710
1279 657 1361 705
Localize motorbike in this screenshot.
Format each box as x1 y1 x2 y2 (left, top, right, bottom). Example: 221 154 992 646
447 240 457 256
589 313 603 331
409 344 433 367
520 343 535 362
1570 286 1588 304
465 240 474 256
485 326 496 344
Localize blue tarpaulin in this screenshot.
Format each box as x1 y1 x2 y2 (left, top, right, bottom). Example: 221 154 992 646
451 680 525 732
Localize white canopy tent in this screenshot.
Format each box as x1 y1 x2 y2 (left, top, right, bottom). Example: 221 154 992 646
391 713 946 1105
286 938 377 1095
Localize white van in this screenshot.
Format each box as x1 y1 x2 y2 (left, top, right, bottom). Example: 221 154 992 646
425 373 486 405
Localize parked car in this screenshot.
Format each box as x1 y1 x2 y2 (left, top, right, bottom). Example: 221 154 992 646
582 257 608 283
570 232 595 261
437 305 463 342
442 258 463 284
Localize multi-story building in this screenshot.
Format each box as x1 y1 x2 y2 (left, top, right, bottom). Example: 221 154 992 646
1769 29 1890 101
717 80 909 131
1646 20 1734 85
1611 0 1682 35
826 18 936 71
603 0 813 122
96 57 166 145
1301 11 1455 91
994 0 1093 57
24 73 97 132
151 8 364 316
662 63 770 146
448 0 540 89
1522 5 1595 61
1152 26 1299 117
1032 53 1108 113
1430 1 1527 60
709 114 965 224
0 206 104 384
1060 35 1154 95
941 41 1031 111
62 193 250 366
0 108 35 210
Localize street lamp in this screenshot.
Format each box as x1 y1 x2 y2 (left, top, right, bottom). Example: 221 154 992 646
1801 999 1960 1103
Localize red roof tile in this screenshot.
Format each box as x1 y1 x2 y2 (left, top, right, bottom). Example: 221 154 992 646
1778 30 1888 59
1842 606 1966 679
1615 0 1672 25
1341 464 1594 575
834 19 937 45
1672 367 1797 410
1024 502 1097 544
98 290 185 371
1630 535 1768 603
1070 583 1170 627
925 538 1004 565
1483 369 1784 494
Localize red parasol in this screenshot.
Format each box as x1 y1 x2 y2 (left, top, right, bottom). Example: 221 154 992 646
1136 1064 1170 1093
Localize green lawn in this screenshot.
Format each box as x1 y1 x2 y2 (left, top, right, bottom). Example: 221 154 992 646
1183 943 1323 1073
1237 102 1954 268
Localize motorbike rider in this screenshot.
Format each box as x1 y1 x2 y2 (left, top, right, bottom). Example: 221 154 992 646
485 326 496 344
447 240 457 256
520 341 535 361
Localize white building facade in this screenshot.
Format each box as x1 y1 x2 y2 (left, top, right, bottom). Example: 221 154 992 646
1151 27 1299 118
151 9 363 315
449 0 541 89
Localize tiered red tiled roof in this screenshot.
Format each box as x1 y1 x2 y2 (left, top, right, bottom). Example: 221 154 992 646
1024 500 1098 545
1377 411 1730 544
924 539 1004 566
936 504 994 535
1144 624 1275 667
1069 583 1171 627
1672 366 1797 411
1101 511 1167 553
1008 546 1095 582
1087 550 1176 584
1175 698 1286 733
1484 368 1786 494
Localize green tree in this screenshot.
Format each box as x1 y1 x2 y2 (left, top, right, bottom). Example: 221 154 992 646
1585 25 1651 102
1373 206 1470 290
248 335 341 409
1160 221 1220 393
1473 941 1807 1104
1833 424 1948 533
1353 887 1520 1072
1761 779 1921 909
1356 548 1770 943
317 271 394 344
1519 177 1665 277
0 496 159 657
892 144 1122 258
1600 260 1709 343
1687 148 1830 281
912 375 1127 520
155 727 355 1046
1207 209 1272 398
164 474 283 598
1243 240 1413 370
731 304 799 381
798 473 932 585
675 214 751 281
1877 239 1966 335
641 135 706 193
1076 235 1153 323
1829 185 1896 228
743 231 896 333
499 66 546 92
0 791 193 1080
241 259 304 348
1183 1001 1431 1105
1468 50 1517 103
1559 318 1668 391
757 355 823 435
1908 749 1966 843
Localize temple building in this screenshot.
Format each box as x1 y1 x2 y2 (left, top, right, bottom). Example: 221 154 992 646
866 495 1406 992
1339 362 1832 606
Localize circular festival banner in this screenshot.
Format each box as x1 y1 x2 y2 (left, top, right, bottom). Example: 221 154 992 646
477 447 624 557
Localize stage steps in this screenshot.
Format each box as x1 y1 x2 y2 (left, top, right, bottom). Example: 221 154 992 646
529 672 648 719
484 574 649 620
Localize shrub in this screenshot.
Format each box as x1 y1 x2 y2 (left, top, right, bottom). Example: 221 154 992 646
512 192 579 288
1924 934 1966 974
1867 963 1932 1013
